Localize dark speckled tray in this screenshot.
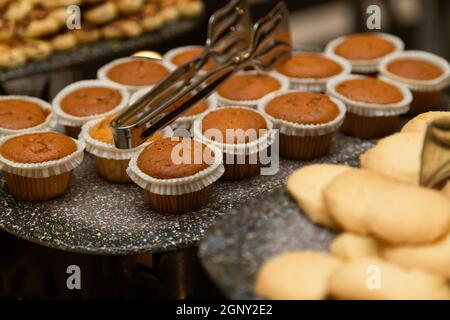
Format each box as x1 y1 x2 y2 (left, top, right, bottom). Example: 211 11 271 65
0 133 374 255
0 18 202 82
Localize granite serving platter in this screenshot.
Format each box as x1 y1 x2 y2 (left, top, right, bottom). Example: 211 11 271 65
0 132 374 255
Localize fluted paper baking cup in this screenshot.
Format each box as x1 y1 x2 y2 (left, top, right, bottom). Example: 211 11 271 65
325 32 404 73
52 80 129 127
80 118 150 160
0 131 85 178
0 95 56 137
127 139 224 195
216 71 289 108
378 50 450 92
192 106 275 156
258 90 346 137
326 74 412 117
97 56 173 93
272 52 352 92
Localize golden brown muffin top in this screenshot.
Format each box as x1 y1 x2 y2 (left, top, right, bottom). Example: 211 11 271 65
107 59 170 86
137 137 211 179
276 54 342 79
90 114 163 145
201 108 267 144
61 87 122 117
265 92 340 124
387 58 444 80
183 100 209 117
218 74 281 101
0 99 49 130
334 33 395 60
171 47 216 71
0 132 77 164
336 78 403 104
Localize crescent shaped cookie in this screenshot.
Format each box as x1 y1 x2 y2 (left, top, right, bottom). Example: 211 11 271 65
401 111 450 134
324 169 450 245
287 164 351 229
360 132 423 184
254 251 341 300
330 233 380 260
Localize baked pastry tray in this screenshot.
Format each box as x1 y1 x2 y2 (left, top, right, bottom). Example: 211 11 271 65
0 132 374 255
0 17 202 82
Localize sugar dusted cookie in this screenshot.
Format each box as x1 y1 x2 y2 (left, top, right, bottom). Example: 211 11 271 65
287 164 351 229
382 232 450 280
324 169 450 245
328 258 450 300
254 251 341 300
401 111 450 134
330 233 379 260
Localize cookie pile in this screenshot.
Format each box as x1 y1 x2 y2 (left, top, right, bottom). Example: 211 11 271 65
0 0 204 69
254 113 450 299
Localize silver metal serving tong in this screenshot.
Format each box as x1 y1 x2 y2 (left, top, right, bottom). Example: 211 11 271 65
112 1 292 149
420 115 450 189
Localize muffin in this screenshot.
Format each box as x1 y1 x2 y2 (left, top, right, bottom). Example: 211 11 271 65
52 80 129 137
127 137 224 213
258 91 346 159
81 114 165 183
274 52 351 91
378 51 450 114
97 56 171 93
0 95 54 137
216 71 288 108
131 88 217 131
327 75 412 138
0 131 85 201
164 45 216 71
193 106 275 180
325 32 404 75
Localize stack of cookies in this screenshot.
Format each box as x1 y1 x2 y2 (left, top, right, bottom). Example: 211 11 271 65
0 0 204 69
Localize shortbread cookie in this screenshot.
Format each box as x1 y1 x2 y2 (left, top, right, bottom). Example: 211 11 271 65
401 111 450 134
21 39 53 61
0 45 27 68
330 233 379 260
328 258 450 300
254 251 341 300
287 164 351 229
51 32 78 51
360 133 423 184
84 1 118 25
324 169 450 245
116 0 144 14
382 232 450 280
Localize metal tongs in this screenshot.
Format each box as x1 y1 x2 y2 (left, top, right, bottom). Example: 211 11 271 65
112 0 292 149
420 115 450 189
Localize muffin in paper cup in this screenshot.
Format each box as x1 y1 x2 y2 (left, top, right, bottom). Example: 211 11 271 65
273 51 351 92
216 70 289 109
0 131 85 201
81 114 169 183
0 95 56 137
258 90 346 159
52 79 129 138
97 56 172 94
163 45 216 72
192 106 276 180
327 75 412 139
325 32 404 75
131 88 218 132
127 137 224 214
378 50 450 115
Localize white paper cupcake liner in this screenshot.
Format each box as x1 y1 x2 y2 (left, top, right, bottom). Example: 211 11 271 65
326 74 412 117
163 45 206 71
80 118 150 161
127 138 225 195
215 70 289 108
325 32 404 73
378 50 450 92
258 90 346 137
52 80 130 127
0 95 56 137
97 56 173 93
0 131 85 178
272 52 352 92
192 106 275 156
